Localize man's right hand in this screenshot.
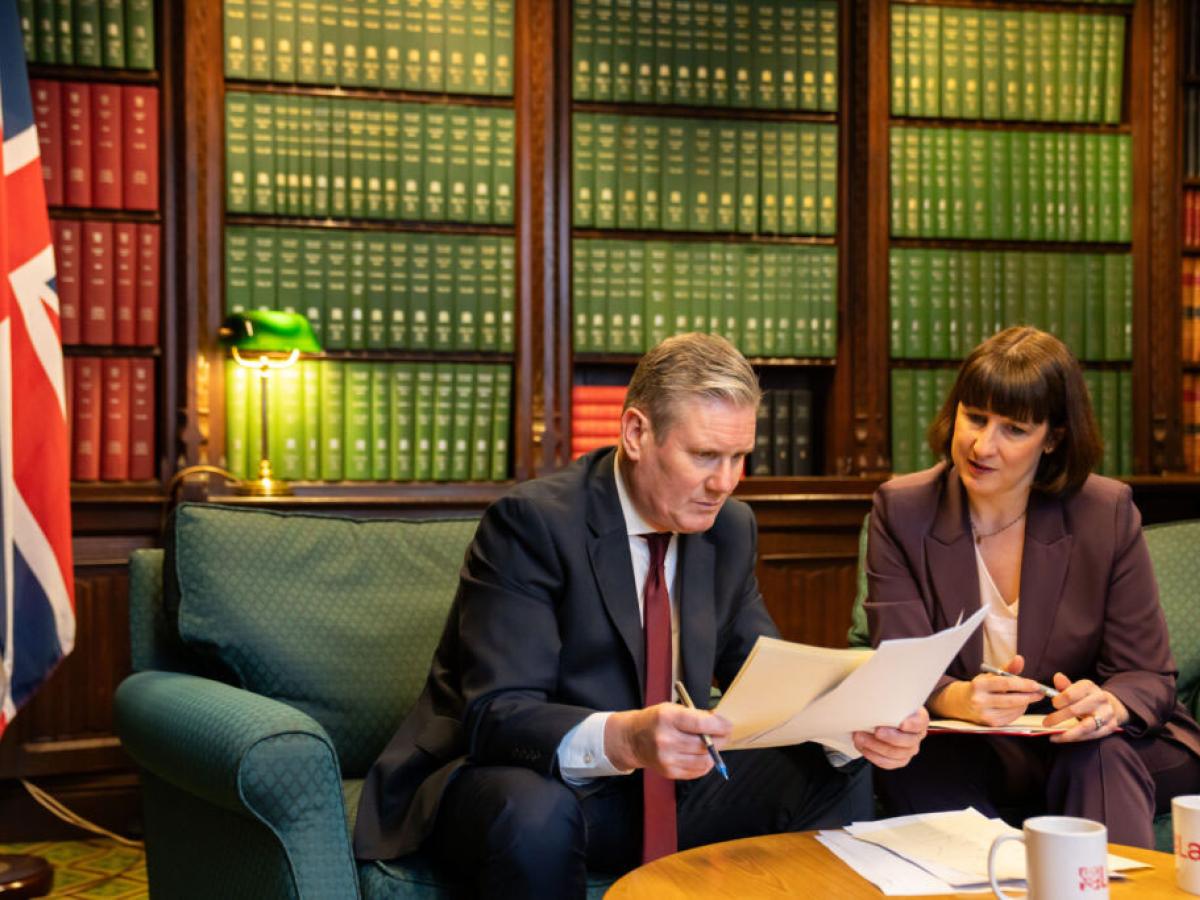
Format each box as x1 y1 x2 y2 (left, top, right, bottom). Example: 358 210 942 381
603 703 732 780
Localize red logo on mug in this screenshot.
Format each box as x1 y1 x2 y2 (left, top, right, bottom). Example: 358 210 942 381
1176 833 1200 860
1077 865 1108 891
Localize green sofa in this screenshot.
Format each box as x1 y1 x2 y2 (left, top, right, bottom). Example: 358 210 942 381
114 503 615 899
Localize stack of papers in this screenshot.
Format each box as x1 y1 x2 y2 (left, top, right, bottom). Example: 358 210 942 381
927 714 1081 736
815 808 1149 896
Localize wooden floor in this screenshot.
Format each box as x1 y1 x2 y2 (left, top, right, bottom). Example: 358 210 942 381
0 839 146 899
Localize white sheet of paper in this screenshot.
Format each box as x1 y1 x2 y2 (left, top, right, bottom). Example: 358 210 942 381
715 606 988 751
816 830 1002 895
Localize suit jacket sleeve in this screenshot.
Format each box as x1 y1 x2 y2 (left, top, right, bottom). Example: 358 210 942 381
455 493 598 775
1096 485 1178 737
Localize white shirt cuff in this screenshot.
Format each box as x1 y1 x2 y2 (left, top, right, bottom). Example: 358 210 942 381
556 712 634 784
823 746 856 768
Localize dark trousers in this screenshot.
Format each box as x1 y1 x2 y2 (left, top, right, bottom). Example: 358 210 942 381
874 731 1200 848
426 742 872 900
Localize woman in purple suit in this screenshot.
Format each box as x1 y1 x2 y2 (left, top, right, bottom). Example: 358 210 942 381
866 326 1200 847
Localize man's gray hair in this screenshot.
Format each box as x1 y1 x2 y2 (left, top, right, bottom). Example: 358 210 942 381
623 332 762 439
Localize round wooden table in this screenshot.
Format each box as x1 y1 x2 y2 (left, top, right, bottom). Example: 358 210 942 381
605 831 1182 898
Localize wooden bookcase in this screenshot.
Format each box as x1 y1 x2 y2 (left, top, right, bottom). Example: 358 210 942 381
4 0 1200 840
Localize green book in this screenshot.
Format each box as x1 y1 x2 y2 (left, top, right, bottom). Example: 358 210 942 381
740 247 761 355
965 130 987 239
945 251 962 358
759 124 780 235
298 96 316 215
890 368 915 474
276 229 303 316
960 251 981 352
949 129 967 236
613 0 634 101
927 249 949 359
1115 135 1131 242
645 242 670 346
283 96 303 213
225 360 251 480
301 361 321 481
901 128 920 236
670 241 692 341
372 364 391 482
34 0 56 64
573 242 591 352
819 249 836 357
224 227 252 315
323 232 349 349
469 365 494 480
431 363 455 481
780 124 800 235
920 5 940 117
671 0 695 106
979 10 1001 120
1103 16 1124 124
423 104 448 221
444 0 468 93
466 0 491 94
499 240 515 351
301 232 326 348
319 362 345 480
271 361 304 480
413 365 435 480
329 102 349 217
987 131 1011 240
408 237 433 349
640 118 664 230
346 100 368 218
490 365 511 481
904 250 928 358
960 7 981 119
1096 133 1116 243
774 247 793 355
250 229 277 312
363 102 386 219
715 123 738 232
390 363 415 481
817 0 838 111
1057 13 1077 123
347 235 368 348
720 245 739 347
775 0 796 110
593 114 619 229
447 109 472 222
932 128 950 237
890 5 906 116
633 0 656 102
1083 254 1105 360
977 251 997 344
1061 254 1086 357
917 130 933 235
817 124 837 235
381 104 402 218
628 243 646 350
999 251 1023 329
387 234 409 348
1024 251 1047 333
573 114 596 227
19 0 36 62
663 119 688 231
450 365 473 480
365 235 389 349
339 0 363 84
124 0 153 69
400 106 423 220
587 240 609 350
423 0 446 91
401 0 423 90
1000 12 1022 120
752 0 777 109
940 8 962 119
454 238 480 350
249 94 275 214
889 250 906 356
1103 253 1125 360
381 0 402 87
468 107 494 224
1044 251 1065 338
476 238 499 351
432 238 456 351
490 0 513 95
343 362 373 480
607 242 629 351
618 118 641 228
318 0 340 84
912 368 935 468
689 243 709 337
272 0 296 82
72 0 99 67
799 1 819 111
493 110 515 224
574 0 595 99
1086 16 1107 123
737 122 759 234
760 248 778 356
730 0 752 108
1122 253 1132 359
651 0 672 104
225 94 252 214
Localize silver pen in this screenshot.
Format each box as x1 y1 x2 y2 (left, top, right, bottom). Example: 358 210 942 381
980 663 1060 698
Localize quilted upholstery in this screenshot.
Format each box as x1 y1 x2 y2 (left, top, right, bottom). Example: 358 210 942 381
169 504 475 776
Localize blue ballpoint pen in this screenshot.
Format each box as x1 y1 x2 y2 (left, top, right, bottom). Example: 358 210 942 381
674 680 730 781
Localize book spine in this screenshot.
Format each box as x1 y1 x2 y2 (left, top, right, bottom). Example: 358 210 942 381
493 109 515 224
63 82 92 208
74 357 103 481
469 364 494 479
342 362 372 480
56 220 82 344
123 86 158 211
465 0 490 95
101 357 130 480
413 364 434 480
490 365 511 480
224 359 250 481
447 108 472 222
113 222 137 345
31 80 63 208
450 364 474 480
83 220 114 345
390 362 415 481
491 0 513 96
430 362 454 480
123 0 153 69
369 362 390 480
817 0 838 112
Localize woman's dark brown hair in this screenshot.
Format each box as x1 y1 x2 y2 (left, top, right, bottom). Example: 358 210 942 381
926 326 1102 497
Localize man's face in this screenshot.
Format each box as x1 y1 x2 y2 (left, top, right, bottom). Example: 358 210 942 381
621 396 757 534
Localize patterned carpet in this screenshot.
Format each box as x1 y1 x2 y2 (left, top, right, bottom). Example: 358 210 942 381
0 840 147 899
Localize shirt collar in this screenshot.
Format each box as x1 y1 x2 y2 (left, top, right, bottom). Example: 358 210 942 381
613 453 661 537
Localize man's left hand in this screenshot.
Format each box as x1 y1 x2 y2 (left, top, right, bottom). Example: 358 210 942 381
851 707 929 770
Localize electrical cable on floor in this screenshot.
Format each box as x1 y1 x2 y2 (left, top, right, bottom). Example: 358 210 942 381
19 779 144 849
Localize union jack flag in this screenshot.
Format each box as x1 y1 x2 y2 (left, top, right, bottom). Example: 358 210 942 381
0 0 75 738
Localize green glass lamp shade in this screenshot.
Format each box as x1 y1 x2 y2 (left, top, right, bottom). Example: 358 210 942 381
218 310 322 354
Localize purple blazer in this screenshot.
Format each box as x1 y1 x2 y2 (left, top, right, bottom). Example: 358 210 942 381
865 462 1200 758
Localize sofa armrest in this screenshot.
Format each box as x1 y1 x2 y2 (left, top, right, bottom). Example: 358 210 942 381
116 671 361 899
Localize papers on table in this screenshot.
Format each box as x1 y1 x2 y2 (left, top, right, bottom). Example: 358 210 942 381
928 713 1081 736
815 808 1150 896
715 606 987 754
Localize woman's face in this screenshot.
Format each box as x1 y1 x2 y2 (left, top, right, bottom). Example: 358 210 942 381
950 403 1054 501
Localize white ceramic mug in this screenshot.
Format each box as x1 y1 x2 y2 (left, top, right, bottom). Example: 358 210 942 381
988 816 1109 900
1174 795 1200 894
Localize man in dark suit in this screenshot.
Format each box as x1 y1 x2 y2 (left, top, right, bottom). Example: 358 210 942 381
354 333 929 898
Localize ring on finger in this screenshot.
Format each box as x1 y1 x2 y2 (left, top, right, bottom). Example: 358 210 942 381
1093 714 1105 731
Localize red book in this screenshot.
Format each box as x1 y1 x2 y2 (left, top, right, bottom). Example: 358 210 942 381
54 219 81 344
572 419 622 438
63 82 92 208
129 358 155 481
91 84 122 209
122 86 158 211
82 221 114 345
31 80 63 206
101 357 131 481
571 385 628 403
573 402 625 419
135 223 160 345
72 356 101 481
113 223 137 345
64 356 74 449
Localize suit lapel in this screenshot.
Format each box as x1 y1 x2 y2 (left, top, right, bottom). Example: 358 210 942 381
678 531 717 711
1017 491 1072 679
925 468 984 671
585 452 646 697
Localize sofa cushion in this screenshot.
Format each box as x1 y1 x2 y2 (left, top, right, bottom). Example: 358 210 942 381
166 503 478 776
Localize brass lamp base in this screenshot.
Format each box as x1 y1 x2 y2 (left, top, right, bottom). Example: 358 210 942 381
234 460 295 496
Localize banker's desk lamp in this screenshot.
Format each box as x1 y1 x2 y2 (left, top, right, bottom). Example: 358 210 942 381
218 310 322 496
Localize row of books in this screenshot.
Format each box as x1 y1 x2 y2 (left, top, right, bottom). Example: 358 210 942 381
572 0 838 112
224 360 511 484
891 367 1132 477
573 115 837 235
1183 191 1200 249
56 219 160 347
1182 89 1200 182
31 80 159 211
67 356 155 482
1183 374 1200 474
573 240 837 357
17 0 154 69
225 228 514 353
890 7 1125 124
569 384 625 460
1181 258 1200 364
889 250 1132 363
223 0 513 96
225 94 514 225
890 128 1132 243
749 388 814 476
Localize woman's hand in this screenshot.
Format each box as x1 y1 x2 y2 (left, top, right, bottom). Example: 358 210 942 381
1044 673 1129 743
931 655 1044 726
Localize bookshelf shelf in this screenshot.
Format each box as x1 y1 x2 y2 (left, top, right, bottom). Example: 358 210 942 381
222 80 512 108
571 228 836 246
571 101 838 125
69 482 164 502
1183 246 1200 257
49 208 162 224
575 353 837 368
888 0 1131 14
28 65 159 85
1185 178 1200 189
64 345 161 358
223 215 515 237
888 117 1131 135
889 237 1132 254
210 481 513 507
311 350 514 364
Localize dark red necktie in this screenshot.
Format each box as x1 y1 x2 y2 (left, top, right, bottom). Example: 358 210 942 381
641 532 676 863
